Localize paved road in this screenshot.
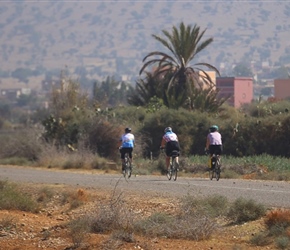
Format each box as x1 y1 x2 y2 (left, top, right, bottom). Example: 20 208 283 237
0 165 290 208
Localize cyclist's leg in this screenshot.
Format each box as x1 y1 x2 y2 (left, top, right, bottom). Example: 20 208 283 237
172 141 180 165
166 156 170 170
209 145 215 168
128 148 133 165
215 145 222 167
120 148 126 170
165 143 172 171
175 156 179 169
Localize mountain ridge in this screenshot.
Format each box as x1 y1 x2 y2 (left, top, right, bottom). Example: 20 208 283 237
0 1 289 80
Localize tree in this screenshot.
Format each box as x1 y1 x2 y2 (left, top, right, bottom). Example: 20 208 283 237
93 76 132 107
136 22 223 111
42 72 91 147
232 63 253 77
139 22 219 93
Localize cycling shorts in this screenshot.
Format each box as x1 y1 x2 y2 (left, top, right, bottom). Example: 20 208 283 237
120 147 133 159
165 141 180 157
209 145 222 155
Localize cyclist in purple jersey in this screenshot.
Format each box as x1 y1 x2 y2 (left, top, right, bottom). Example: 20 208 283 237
205 125 223 167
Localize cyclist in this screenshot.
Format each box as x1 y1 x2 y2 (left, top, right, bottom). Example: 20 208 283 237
160 127 180 172
205 125 223 168
119 127 135 172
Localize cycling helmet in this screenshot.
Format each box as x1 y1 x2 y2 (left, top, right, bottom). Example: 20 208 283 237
125 127 131 133
210 125 219 132
164 127 172 133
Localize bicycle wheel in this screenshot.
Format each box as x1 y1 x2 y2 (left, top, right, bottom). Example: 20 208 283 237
210 168 216 180
172 158 178 181
215 160 221 181
167 164 172 180
127 161 132 179
209 161 214 180
123 154 130 178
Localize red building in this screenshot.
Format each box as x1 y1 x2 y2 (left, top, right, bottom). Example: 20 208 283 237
216 77 253 108
274 79 290 99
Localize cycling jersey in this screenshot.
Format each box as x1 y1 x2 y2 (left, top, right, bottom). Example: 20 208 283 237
162 131 180 157
207 132 222 145
163 131 178 142
120 133 135 148
207 131 222 155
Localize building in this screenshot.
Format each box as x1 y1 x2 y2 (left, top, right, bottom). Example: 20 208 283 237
199 71 216 89
216 77 253 108
274 79 290 99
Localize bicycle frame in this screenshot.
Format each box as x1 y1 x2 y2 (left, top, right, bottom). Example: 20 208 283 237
209 153 221 181
167 150 179 181
122 152 132 179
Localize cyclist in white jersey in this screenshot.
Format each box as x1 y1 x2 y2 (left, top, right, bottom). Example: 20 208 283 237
119 127 135 171
160 127 180 172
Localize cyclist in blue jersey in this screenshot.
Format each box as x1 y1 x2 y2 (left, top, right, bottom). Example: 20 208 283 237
119 127 135 171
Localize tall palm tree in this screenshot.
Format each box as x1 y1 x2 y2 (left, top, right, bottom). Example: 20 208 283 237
139 22 220 94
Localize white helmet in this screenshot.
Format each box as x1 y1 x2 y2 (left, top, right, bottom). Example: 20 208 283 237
164 127 172 133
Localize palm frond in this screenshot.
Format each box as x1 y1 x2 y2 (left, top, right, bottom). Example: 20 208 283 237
194 63 220 76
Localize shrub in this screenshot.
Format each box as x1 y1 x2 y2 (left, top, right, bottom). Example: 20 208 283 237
0 216 17 232
250 232 271 246
37 142 108 170
180 194 228 218
37 186 55 203
67 216 91 248
101 230 132 250
265 209 290 229
265 209 290 237
0 128 43 162
86 119 123 161
134 211 217 241
0 180 39 212
89 192 135 234
60 188 88 210
275 236 290 250
227 197 266 224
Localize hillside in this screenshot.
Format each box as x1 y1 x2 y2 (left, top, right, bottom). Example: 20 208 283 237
0 0 289 81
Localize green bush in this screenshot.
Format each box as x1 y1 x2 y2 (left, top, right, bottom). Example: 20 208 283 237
0 180 39 212
134 210 217 240
227 197 266 224
275 236 290 250
180 194 228 218
250 232 271 246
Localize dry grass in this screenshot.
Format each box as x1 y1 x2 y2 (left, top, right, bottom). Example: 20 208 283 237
36 143 108 170
250 209 290 249
265 209 290 229
0 216 17 232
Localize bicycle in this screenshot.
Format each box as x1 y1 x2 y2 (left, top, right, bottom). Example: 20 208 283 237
166 150 179 181
208 153 221 181
122 152 132 179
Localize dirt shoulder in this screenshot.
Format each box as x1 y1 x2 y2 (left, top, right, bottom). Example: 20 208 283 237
0 182 275 250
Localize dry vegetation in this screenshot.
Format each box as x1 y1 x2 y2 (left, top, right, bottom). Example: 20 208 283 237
0 179 286 250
